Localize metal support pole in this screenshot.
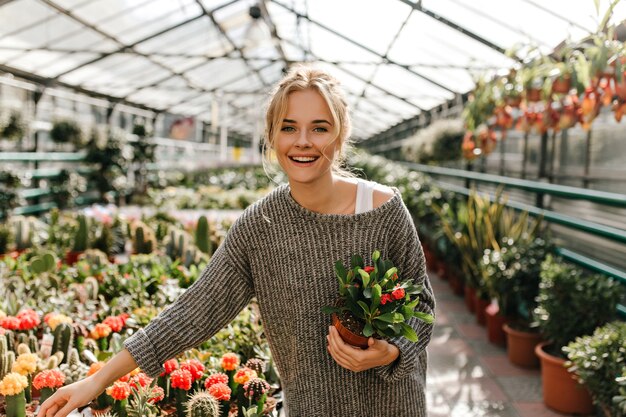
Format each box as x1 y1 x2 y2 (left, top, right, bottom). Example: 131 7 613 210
521 132 529 180
549 129 557 183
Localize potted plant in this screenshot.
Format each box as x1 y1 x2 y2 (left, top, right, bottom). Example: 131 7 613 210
533 255 624 414
481 211 543 347
564 321 626 417
322 250 434 349
497 237 552 368
1 112 26 142
0 372 28 417
66 214 88 265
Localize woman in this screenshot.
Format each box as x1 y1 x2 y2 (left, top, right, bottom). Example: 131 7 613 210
37 65 435 417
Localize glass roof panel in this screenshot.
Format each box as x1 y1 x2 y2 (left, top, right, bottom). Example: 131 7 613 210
96 0 202 45
307 0 412 56
308 25 382 64
0 10 85 50
134 16 219 55
185 58 250 90
0 0 57 36
366 93 421 119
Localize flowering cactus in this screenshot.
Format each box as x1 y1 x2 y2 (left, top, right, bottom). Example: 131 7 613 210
204 372 229 390
185 389 220 417
107 380 131 417
171 368 193 417
32 369 65 403
244 359 265 377
0 372 28 417
220 353 239 371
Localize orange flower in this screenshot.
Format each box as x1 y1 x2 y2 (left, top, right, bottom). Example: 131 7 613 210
204 372 229 389
170 369 192 391
180 359 205 382
220 353 240 371
32 369 65 390
233 367 257 385
90 323 112 340
208 382 231 401
160 359 178 377
103 316 124 333
106 381 131 401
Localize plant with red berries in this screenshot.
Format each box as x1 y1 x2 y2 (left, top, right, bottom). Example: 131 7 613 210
322 249 433 347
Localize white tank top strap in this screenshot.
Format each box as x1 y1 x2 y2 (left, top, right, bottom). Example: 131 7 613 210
355 179 376 214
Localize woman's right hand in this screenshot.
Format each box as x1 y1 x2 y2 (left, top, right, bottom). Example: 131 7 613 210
37 375 103 417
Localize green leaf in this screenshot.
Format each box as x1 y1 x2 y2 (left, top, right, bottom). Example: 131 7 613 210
357 301 370 316
375 313 396 323
384 267 398 280
363 287 372 299
363 323 374 337
321 306 341 315
347 286 358 301
392 312 405 323
358 269 370 288
400 323 418 342
371 284 381 311
400 306 413 319
413 312 434 324
351 254 364 269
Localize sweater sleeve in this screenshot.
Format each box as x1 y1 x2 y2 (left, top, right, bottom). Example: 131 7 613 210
123 216 255 377
373 200 435 383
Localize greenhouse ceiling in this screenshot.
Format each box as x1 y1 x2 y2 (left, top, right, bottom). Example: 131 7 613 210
1 0 626 141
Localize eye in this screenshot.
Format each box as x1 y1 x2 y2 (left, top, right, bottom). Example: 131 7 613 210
313 127 328 132
281 126 296 132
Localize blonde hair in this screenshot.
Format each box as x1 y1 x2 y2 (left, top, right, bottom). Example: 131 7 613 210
261 64 357 182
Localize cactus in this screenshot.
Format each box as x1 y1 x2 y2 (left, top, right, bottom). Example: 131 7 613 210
1 351 15 380
52 322 73 364
27 335 38 355
84 276 100 300
244 358 265 377
185 390 220 417
80 249 109 268
16 343 30 356
13 217 33 251
0 223 11 254
93 223 113 256
37 354 60 371
59 348 88 384
195 216 212 255
165 228 189 260
242 378 270 412
72 214 88 252
0 333 6 355
29 251 57 275
5 330 15 353
132 222 156 254
5 388 26 417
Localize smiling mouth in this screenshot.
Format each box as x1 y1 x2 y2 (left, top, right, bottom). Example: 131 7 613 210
289 156 320 163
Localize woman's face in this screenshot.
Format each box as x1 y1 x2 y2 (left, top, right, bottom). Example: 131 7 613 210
273 88 339 185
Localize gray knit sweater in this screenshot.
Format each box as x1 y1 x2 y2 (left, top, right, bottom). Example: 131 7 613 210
124 182 435 417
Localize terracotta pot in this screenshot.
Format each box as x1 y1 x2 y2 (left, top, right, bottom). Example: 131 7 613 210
526 88 542 102
464 284 476 313
65 250 83 265
331 313 369 349
504 324 541 368
475 296 490 326
485 303 508 347
552 76 571 94
535 342 594 414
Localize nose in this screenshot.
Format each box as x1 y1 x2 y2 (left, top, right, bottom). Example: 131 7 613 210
294 129 312 148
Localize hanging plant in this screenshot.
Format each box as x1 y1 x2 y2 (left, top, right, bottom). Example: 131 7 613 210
1 112 26 141
50 119 83 146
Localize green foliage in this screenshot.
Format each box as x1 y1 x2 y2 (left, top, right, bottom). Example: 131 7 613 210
0 223 11 254
402 119 464 164
131 221 156 254
1 112 26 141
322 249 433 342
50 119 82 145
29 251 57 275
534 255 624 357
564 321 626 416
482 237 552 326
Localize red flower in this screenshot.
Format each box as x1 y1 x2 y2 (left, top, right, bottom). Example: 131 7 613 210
391 273 398 281
148 385 165 404
208 382 231 401
392 285 405 300
180 359 205 382
118 373 131 383
106 381 131 401
160 359 178 377
204 372 229 389
32 369 65 390
118 313 130 325
0 316 20 330
363 266 375 273
130 372 152 389
380 294 393 305
220 353 239 371
103 316 124 333
17 309 40 331
170 369 192 391
90 323 112 339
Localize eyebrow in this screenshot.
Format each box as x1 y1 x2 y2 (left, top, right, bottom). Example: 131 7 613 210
283 118 332 125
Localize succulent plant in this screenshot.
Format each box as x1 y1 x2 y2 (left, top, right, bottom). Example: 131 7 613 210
72 214 89 252
195 216 212 255
244 358 265 377
29 251 57 275
59 348 89 384
131 221 156 254
0 350 15 380
185 390 220 417
52 322 74 364
79 248 109 268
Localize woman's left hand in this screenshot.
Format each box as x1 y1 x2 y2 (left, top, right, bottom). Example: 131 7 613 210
326 326 399 372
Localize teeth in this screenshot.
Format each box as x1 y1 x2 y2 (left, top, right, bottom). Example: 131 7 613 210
291 156 317 162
